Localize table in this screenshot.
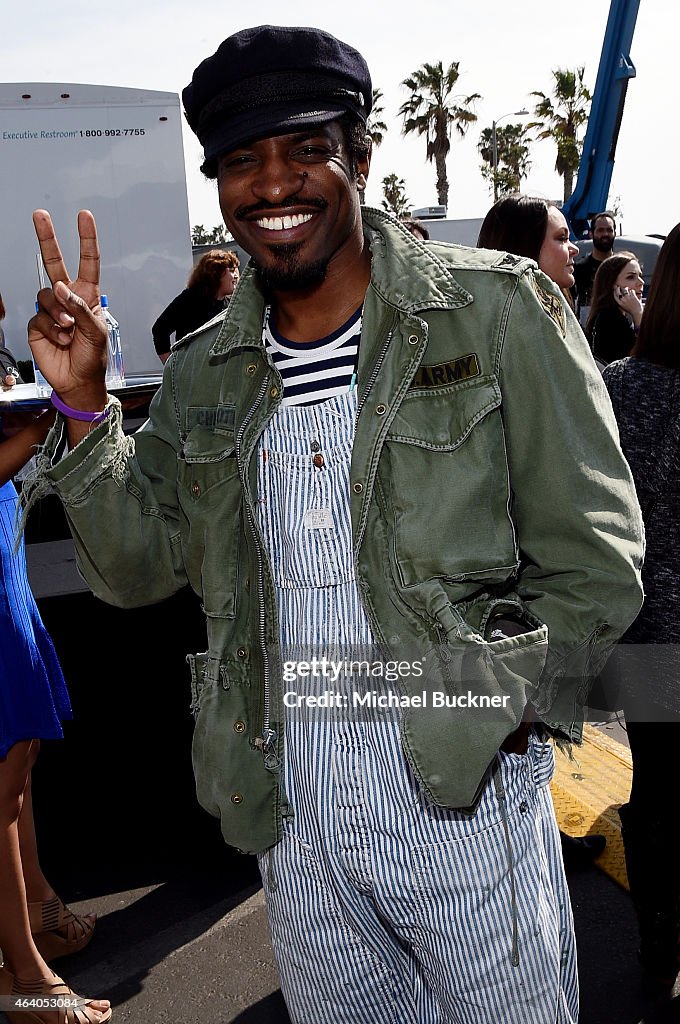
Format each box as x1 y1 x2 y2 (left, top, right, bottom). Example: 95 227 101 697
0 377 162 432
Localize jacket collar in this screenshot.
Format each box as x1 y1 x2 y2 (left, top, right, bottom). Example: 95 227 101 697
360 206 473 312
209 206 473 358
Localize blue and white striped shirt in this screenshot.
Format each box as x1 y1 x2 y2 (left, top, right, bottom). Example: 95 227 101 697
263 306 361 407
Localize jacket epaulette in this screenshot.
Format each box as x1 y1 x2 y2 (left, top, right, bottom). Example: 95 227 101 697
425 239 536 277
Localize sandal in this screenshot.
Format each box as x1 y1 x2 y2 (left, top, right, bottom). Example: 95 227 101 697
28 897 96 962
0 964 111 1023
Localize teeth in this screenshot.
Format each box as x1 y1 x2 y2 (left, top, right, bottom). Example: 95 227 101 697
255 212 314 231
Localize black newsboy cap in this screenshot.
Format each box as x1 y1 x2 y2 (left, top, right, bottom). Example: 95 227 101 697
183 25 372 162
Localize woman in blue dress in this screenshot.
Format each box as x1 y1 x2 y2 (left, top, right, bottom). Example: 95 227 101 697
0 381 111 1023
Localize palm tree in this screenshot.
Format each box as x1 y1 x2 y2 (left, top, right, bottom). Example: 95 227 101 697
529 68 591 203
191 224 228 245
399 61 481 210
361 88 388 207
478 123 531 198
381 173 411 218
366 88 388 148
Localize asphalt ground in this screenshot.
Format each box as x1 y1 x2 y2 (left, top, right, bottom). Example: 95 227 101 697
3 586 679 1024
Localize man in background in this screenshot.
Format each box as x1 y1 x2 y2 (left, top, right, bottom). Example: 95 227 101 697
573 210 617 323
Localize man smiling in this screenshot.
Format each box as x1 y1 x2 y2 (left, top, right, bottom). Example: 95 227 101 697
27 25 644 1024
214 121 368 299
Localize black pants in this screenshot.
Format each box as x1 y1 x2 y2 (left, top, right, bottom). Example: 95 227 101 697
626 720 678 814
620 719 680 977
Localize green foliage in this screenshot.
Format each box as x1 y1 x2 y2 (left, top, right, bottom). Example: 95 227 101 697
191 224 228 246
478 123 532 197
399 61 481 208
381 173 411 218
367 88 388 148
529 68 591 203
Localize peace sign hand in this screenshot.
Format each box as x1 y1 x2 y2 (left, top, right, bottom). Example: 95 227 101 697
29 209 108 411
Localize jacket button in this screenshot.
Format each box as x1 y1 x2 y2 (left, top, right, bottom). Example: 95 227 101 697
408 334 419 345
237 646 248 659
270 386 280 399
352 482 363 494
233 720 246 735
375 404 387 415
312 453 325 468
231 793 244 805
245 362 257 376
191 481 201 498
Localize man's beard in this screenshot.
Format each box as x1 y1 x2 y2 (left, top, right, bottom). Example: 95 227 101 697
254 243 329 292
592 236 614 255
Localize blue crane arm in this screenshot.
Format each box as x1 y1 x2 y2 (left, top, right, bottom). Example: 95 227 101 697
562 0 640 239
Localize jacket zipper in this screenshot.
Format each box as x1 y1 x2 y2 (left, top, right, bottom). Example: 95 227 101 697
351 325 395 649
235 372 279 769
356 329 393 420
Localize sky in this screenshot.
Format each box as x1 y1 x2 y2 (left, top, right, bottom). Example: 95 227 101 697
1 0 675 239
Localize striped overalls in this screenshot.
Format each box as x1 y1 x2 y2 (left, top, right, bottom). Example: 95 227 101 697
256 389 578 1024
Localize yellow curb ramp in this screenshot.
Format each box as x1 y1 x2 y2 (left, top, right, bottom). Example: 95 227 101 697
550 723 632 889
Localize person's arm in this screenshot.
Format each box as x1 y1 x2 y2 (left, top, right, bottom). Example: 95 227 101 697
0 409 55 485
24 209 187 606
0 344 24 387
499 268 644 727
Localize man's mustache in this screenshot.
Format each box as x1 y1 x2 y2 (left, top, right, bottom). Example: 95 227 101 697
234 197 328 220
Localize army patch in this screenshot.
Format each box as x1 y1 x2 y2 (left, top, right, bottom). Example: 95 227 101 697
530 274 566 337
410 353 480 389
495 253 523 270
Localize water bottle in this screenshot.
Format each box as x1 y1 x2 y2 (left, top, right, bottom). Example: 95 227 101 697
101 294 125 389
32 302 52 397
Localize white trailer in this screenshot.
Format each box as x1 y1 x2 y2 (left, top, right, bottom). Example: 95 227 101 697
0 82 193 378
418 217 485 248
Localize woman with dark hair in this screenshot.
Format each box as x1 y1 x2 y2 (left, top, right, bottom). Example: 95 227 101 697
478 195 609 871
602 223 680 995
585 252 644 365
478 195 578 299
152 249 240 363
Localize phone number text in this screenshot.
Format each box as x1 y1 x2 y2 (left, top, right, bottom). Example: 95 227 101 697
81 128 146 137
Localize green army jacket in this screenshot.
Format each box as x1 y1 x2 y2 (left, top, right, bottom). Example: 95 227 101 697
35 208 644 854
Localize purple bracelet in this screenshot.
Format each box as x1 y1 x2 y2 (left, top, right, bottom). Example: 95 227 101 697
50 389 110 424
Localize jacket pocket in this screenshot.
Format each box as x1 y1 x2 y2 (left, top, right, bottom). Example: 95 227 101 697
400 598 548 810
381 375 518 588
186 651 224 719
178 424 241 617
